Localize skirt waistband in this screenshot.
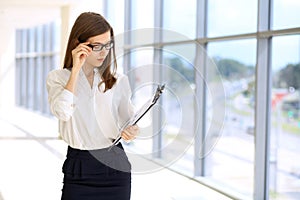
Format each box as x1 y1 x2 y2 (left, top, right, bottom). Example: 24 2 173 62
67 143 124 159
63 142 131 174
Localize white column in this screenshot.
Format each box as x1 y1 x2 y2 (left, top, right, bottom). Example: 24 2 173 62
60 5 72 67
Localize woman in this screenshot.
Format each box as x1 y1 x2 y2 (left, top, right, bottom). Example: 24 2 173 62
46 12 139 200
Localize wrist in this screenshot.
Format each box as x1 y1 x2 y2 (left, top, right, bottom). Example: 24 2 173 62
71 66 81 74
70 68 81 78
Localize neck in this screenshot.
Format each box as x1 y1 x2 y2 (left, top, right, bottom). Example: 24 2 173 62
82 65 94 77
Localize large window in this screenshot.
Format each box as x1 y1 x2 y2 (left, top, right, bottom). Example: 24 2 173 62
102 0 300 199
207 39 256 196
127 48 155 154
271 35 300 199
15 21 60 115
161 44 196 173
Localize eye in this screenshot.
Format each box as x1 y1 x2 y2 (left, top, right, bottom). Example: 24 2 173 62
105 42 114 48
89 41 114 51
92 45 102 51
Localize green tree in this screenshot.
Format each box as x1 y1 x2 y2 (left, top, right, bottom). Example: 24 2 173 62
213 57 254 80
278 63 300 89
164 56 194 83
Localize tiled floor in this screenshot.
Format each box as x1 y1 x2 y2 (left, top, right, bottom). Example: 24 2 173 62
0 108 232 200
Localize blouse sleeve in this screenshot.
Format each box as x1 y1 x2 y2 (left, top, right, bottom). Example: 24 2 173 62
46 70 77 121
117 75 135 127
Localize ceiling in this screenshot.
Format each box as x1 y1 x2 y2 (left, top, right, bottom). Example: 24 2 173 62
0 0 80 28
0 0 78 7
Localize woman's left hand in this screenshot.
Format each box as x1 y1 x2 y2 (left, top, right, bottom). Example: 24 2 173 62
121 125 139 142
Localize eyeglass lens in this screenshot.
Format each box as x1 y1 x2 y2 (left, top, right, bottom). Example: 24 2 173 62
88 41 113 51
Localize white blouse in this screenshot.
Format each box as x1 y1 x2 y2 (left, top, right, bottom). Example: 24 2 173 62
46 68 134 150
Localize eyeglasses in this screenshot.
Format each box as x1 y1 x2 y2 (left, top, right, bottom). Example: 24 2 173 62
87 41 114 52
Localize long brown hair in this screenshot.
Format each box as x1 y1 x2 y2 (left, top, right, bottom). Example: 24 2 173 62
63 12 117 92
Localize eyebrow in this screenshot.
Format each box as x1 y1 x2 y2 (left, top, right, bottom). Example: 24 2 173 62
90 40 112 45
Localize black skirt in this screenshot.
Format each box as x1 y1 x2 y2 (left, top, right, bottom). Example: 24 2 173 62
61 143 131 200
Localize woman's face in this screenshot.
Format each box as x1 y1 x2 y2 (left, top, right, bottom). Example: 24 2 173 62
85 30 112 68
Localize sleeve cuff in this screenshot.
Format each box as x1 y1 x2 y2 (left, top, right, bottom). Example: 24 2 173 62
61 89 78 107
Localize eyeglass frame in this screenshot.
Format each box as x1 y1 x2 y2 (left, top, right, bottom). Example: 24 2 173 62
87 40 114 52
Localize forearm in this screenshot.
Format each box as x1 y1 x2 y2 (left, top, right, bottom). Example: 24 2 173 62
65 41 91 93
64 69 80 93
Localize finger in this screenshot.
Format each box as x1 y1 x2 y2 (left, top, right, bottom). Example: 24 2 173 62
121 131 130 141
79 52 89 59
73 43 92 54
122 130 136 141
128 125 139 135
132 125 139 131
79 43 92 51
72 48 90 57
74 45 91 54
126 127 136 136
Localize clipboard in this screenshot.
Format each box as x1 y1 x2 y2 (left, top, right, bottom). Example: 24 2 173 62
108 84 165 151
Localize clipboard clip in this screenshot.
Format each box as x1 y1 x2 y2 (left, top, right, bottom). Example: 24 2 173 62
152 84 165 104
108 84 165 151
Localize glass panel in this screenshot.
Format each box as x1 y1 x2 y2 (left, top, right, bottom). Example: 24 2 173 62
272 0 300 30
161 44 196 175
131 0 154 29
33 58 38 111
36 26 43 53
106 0 124 35
34 58 39 111
126 48 154 154
21 29 28 53
27 57 35 109
129 0 155 46
270 35 300 199
207 39 256 196
43 23 51 52
28 28 35 52
35 57 43 111
20 58 27 106
163 0 197 41
207 0 257 37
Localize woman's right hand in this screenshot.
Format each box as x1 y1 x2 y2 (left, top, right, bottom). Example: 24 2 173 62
71 42 92 73
65 42 92 93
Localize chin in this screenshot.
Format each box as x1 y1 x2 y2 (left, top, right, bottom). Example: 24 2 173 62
94 61 103 67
